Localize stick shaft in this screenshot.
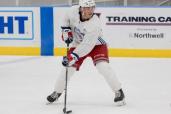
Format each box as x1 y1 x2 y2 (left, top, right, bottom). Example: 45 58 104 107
64 43 70 113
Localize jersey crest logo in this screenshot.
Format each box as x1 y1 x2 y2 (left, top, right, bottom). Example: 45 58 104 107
74 27 85 42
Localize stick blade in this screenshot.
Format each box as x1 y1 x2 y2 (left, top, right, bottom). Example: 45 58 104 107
63 108 72 114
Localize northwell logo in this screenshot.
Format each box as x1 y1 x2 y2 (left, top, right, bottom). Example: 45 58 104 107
129 33 164 39
0 11 33 40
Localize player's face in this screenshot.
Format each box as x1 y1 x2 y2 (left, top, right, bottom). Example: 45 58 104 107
80 6 95 20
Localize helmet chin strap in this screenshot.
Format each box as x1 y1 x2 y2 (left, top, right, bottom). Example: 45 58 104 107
82 11 85 18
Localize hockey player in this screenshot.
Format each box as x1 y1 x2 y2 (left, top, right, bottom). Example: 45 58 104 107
47 0 125 106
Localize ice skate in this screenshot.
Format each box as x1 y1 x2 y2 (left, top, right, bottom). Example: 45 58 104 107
46 91 61 104
114 89 126 106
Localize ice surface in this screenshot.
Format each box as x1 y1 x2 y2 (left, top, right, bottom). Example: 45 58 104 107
0 56 171 114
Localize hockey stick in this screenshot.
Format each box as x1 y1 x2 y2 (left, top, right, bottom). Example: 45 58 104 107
63 43 72 114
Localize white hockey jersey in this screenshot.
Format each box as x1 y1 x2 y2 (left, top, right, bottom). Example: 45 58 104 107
62 5 107 57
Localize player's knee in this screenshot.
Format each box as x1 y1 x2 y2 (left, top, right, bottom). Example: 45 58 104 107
96 61 111 73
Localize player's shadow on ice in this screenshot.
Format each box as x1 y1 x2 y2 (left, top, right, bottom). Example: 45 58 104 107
69 102 118 107
47 101 119 108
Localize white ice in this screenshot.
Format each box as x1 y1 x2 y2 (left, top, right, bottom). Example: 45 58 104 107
0 56 171 114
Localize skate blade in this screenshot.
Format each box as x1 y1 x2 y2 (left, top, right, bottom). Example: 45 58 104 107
46 102 53 105
115 99 126 106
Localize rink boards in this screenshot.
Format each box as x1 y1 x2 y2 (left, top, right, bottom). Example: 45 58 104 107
0 7 171 57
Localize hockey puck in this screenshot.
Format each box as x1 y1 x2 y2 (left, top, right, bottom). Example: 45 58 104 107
66 110 72 114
